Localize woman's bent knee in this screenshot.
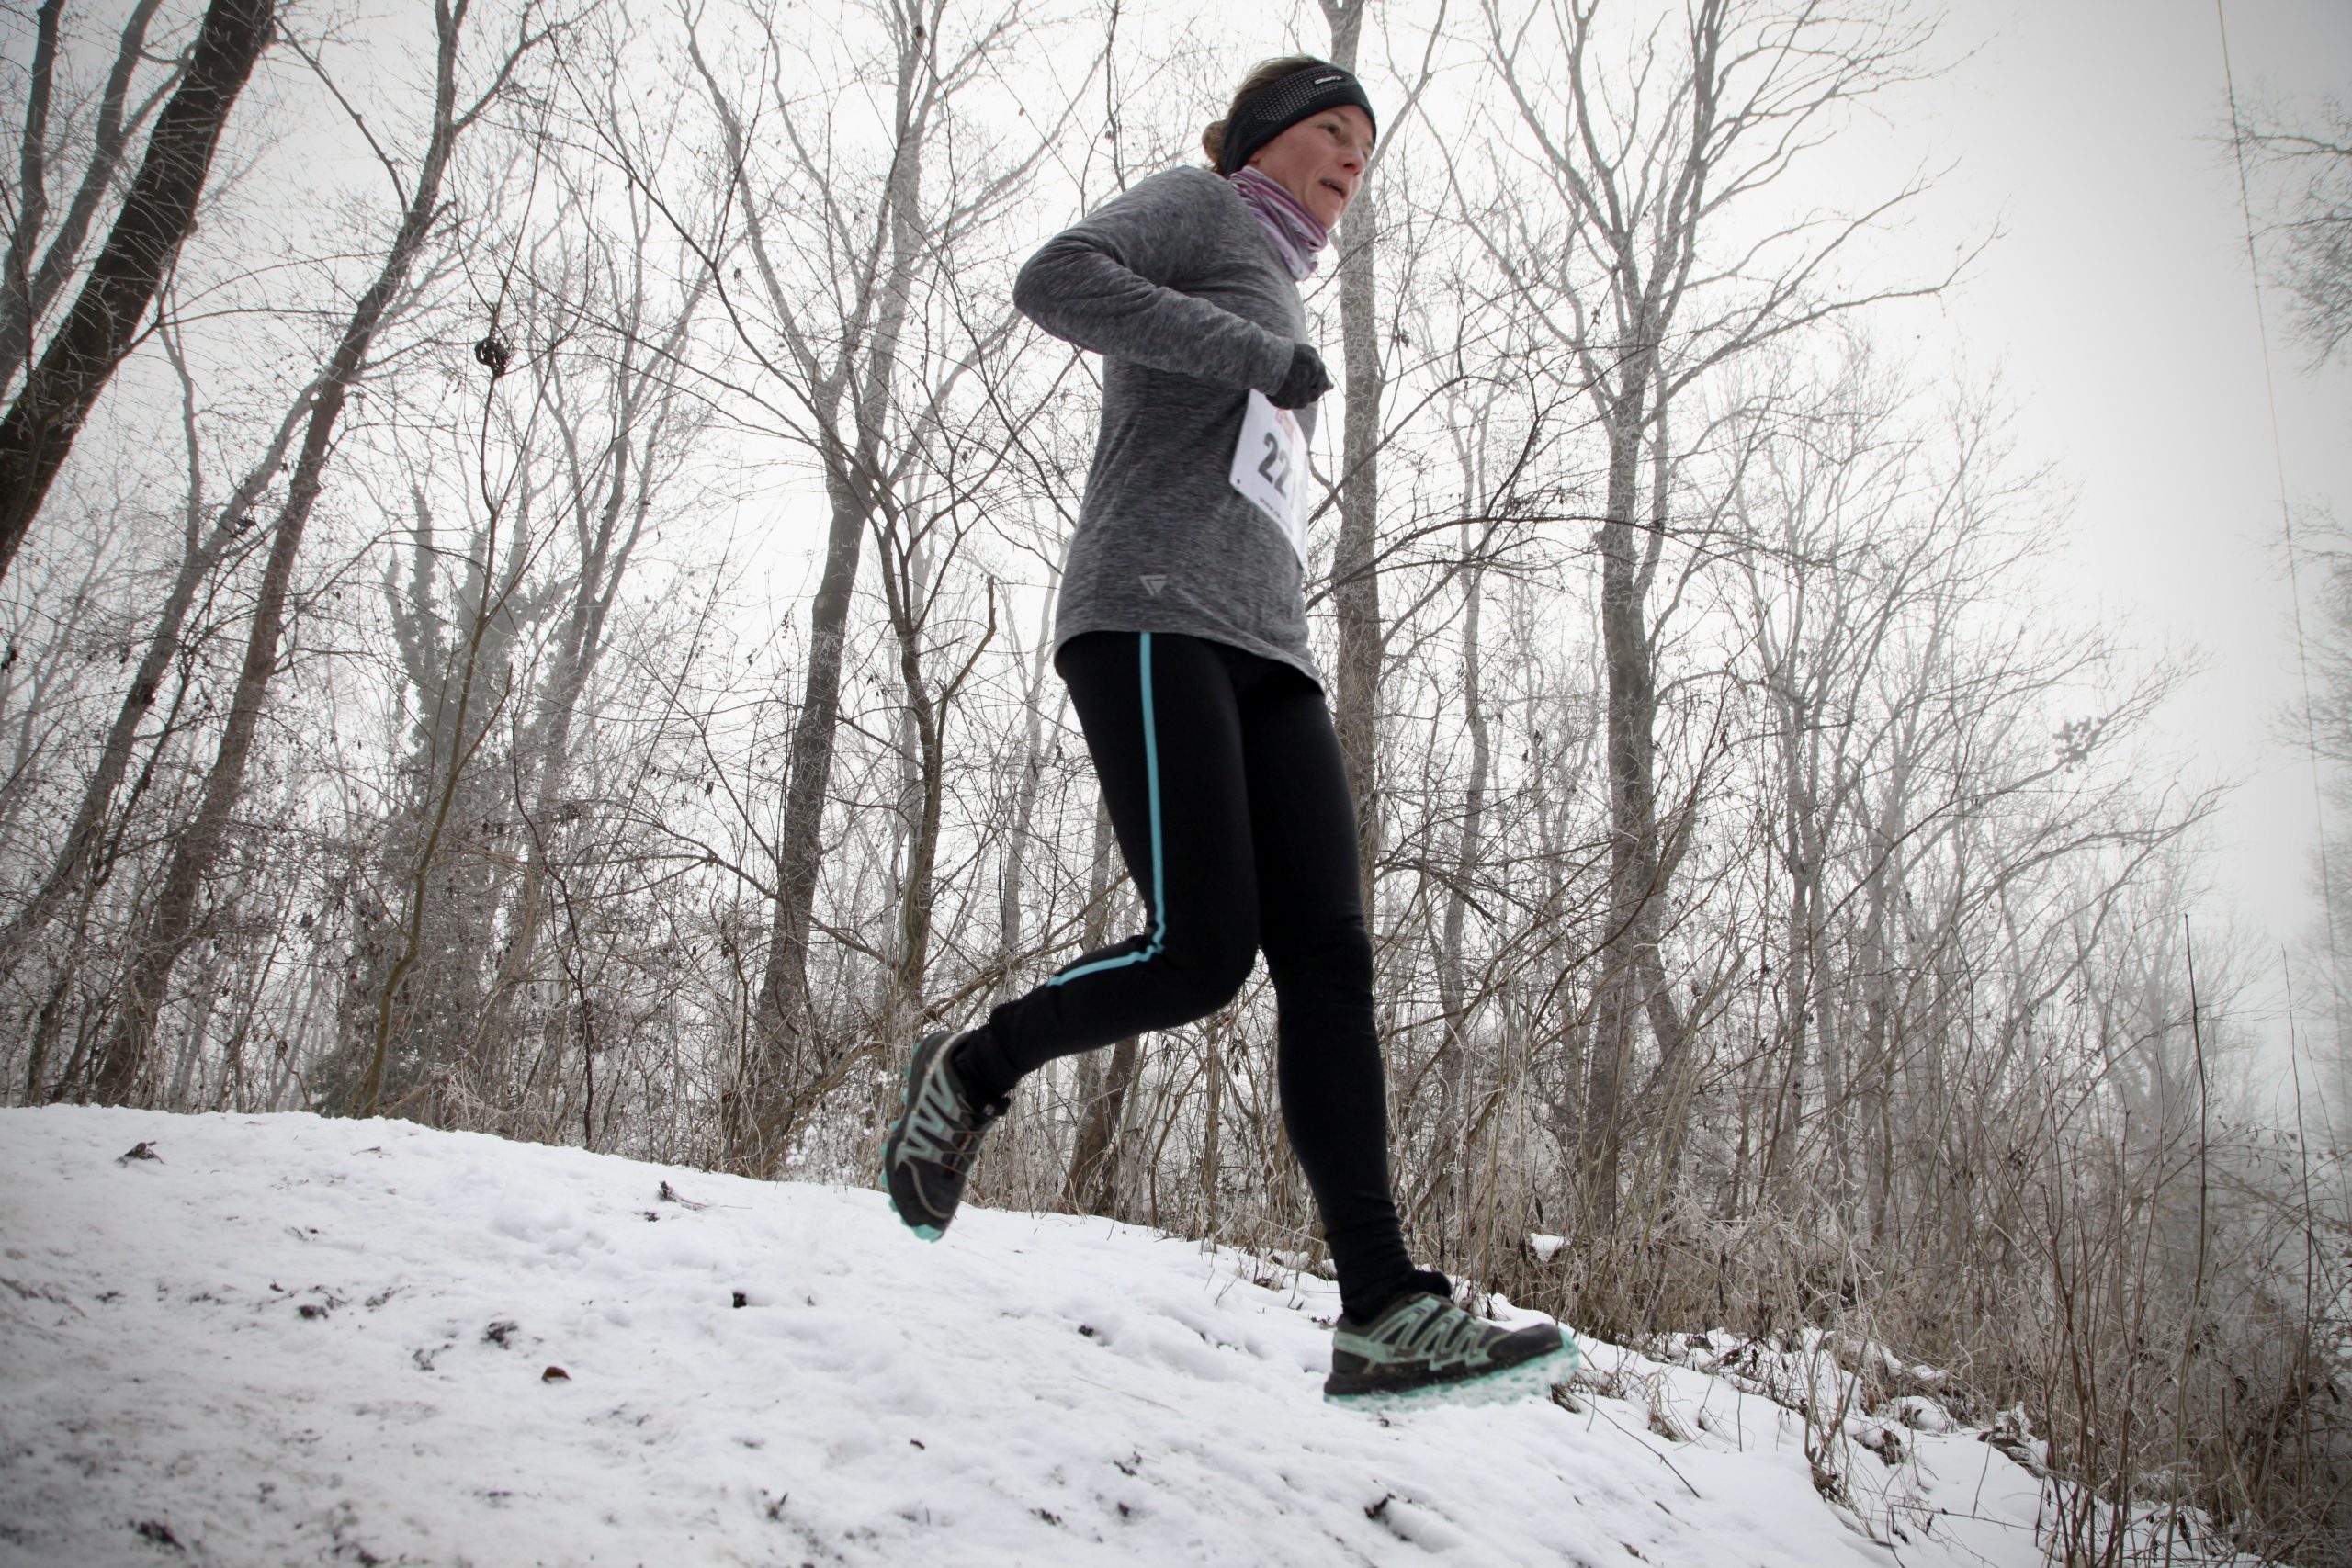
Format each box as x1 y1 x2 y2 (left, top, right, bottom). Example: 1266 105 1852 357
1153 943 1256 1025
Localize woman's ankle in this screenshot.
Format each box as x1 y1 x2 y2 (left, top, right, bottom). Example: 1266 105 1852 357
948 1023 1018 1104
1344 1266 1452 1325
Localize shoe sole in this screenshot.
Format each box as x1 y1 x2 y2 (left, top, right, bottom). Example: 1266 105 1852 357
1324 1337 1580 1407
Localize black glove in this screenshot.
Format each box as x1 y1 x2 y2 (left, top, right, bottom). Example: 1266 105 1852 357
1269 342 1331 410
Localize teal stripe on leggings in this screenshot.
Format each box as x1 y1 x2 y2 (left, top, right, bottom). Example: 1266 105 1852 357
1050 632 1167 986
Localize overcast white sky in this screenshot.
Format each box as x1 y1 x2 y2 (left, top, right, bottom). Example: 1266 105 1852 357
1871 0 2351 1060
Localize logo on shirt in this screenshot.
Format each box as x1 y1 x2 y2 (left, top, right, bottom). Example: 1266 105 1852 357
1140 575 1167 598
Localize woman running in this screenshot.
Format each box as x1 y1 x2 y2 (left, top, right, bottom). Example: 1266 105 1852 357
882 56 1568 1401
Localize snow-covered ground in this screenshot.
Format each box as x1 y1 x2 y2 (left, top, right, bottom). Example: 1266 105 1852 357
0 1107 2165 1566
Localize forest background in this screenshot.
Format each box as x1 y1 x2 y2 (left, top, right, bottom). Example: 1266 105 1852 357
3 0 2349 1560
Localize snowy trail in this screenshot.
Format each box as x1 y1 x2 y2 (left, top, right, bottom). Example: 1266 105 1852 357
3 1107 2062 1566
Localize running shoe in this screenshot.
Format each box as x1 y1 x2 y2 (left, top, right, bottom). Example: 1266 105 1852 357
1325 1277 1576 1402
882 1028 1008 1241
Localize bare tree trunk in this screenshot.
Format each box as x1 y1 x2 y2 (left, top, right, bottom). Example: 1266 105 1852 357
1760 777 1817 1205
710 7 933 1172
1431 557 1489 1224
1585 371 1655 1232
875 522 995 1048
1858 750 1909 1245
4 0 66 399
1815 931 1853 1224
88 0 478 1104
1319 0 1385 915
1201 1022 1226 1236
744 463 868 1138
1 0 175 401
996 590 1057 998
0 0 273 585
1066 794 1137 1213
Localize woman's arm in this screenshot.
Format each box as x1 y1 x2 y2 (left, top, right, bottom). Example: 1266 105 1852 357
1013 171 1295 393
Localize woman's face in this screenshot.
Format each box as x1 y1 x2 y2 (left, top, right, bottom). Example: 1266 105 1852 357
1247 105 1374 229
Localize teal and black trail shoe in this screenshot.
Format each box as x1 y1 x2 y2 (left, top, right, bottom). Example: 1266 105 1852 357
883 1028 1008 1242
1324 1275 1576 1402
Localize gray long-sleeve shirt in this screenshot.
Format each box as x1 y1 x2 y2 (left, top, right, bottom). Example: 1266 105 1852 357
1013 166 1323 686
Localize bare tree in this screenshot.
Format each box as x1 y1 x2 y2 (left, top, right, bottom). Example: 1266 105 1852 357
584 0 1087 1171
330 156 711 1127
866 432 1001 1083
1 0 179 401
1476 0 1951 1228
0 0 275 586
0 318 306 1012
2236 94 2352 368
85 0 543 1103
471 197 711 1117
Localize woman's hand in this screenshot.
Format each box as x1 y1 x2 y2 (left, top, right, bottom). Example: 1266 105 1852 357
1270 343 1331 409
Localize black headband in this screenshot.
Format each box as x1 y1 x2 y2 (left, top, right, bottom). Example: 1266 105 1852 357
1216 62 1377 176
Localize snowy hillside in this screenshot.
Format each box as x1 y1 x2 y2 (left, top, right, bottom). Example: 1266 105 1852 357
1 1107 2104 1566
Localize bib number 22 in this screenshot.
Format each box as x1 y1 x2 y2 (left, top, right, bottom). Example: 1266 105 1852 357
1228 389 1309 566
1257 430 1292 492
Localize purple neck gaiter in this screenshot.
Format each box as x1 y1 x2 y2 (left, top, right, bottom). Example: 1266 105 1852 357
1227 166 1330 281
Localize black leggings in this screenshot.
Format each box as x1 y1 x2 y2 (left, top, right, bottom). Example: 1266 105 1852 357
963 630 1413 1319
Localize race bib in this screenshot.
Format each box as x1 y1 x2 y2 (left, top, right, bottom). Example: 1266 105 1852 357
1229 389 1309 566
